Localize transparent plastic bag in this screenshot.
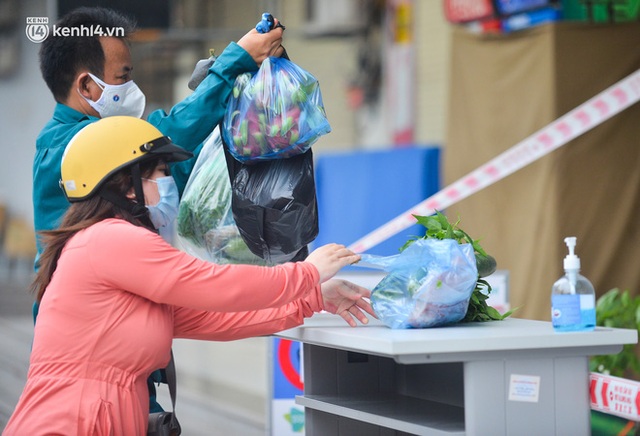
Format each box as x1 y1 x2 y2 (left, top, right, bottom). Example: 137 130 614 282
176 128 265 265
357 239 478 329
222 56 331 162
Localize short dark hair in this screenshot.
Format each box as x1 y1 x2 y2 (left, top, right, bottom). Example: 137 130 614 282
39 7 137 103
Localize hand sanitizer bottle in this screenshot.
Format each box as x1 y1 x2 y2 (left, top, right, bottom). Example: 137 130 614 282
551 237 596 332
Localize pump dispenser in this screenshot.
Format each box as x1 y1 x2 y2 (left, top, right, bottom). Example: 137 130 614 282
551 237 596 332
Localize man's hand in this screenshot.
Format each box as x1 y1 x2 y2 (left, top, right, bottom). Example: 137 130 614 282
321 279 377 327
237 18 285 65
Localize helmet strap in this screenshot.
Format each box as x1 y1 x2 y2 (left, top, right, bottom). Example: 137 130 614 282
98 176 155 231
128 164 157 230
130 164 146 208
98 186 145 214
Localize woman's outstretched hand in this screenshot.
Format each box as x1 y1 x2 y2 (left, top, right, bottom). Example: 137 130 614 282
321 279 377 327
305 243 361 283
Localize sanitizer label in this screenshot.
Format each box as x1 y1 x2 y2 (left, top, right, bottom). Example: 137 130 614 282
580 293 595 310
551 294 581 326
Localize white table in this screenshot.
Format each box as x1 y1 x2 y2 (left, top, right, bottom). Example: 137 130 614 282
276 315 637 435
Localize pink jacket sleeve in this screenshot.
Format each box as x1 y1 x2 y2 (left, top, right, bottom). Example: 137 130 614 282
171 287 323 340
89 220 322 316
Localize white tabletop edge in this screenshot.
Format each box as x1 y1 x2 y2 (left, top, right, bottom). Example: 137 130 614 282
274 313 638 358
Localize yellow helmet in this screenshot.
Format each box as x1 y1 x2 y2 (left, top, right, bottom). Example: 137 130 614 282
60 116 192 202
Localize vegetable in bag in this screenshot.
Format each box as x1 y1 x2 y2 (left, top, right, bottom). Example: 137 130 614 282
176 128 265 265
361 239 478 329
356 211 514 329
222 56 331 162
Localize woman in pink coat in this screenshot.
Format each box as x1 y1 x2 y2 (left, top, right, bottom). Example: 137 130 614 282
4 116 374 435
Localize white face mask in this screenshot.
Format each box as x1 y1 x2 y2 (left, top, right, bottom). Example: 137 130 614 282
80 72 146 118
145 176 180 243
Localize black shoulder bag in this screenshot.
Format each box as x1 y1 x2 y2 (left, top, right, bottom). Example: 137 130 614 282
147 351 181 436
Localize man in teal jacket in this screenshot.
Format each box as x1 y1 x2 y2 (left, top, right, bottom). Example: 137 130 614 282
32 6 284 412
34 7 284 256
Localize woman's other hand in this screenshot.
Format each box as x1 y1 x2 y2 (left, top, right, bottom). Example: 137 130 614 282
321 279 377 327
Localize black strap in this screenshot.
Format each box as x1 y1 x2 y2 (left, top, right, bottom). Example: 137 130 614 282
98 188 146 218
166 350 178 425
130 164 146 212
99 187 156 230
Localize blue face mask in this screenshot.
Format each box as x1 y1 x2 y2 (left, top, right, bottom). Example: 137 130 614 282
145 176 180 242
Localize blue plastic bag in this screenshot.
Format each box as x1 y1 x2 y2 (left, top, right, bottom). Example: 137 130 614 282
222 56 331 162
358 239 478 329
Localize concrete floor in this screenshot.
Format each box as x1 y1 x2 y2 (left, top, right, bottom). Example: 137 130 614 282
0 266 270 435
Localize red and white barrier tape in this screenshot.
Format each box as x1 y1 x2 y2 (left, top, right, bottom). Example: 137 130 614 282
591 372 640 421
349 69 640 253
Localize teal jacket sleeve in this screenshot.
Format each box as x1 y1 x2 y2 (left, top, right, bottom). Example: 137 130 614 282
146 42 257 195
146 42 257 153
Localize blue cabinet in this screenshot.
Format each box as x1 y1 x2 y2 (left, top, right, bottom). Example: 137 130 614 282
314 146 440 256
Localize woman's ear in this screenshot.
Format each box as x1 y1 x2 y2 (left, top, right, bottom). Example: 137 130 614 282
125 187 136 201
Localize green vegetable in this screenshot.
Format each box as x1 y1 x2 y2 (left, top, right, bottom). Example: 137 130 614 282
476 253 497 278
177 170 229 249
232 74 251 98
406 210 516 323
177 142 231 248
288 131 299 145
292 88 307 104
281 116 294 135
252 132 267 149
258 113 268 133
590 288 640 378
223 237 265 264
240 120 248 145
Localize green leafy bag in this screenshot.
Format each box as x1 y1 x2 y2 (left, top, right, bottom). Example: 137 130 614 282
359 239 478 329
357 211 513 328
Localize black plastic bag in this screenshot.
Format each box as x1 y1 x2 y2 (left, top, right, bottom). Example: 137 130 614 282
221 138 318 264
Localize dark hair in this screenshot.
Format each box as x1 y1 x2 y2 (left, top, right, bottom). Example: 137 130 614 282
32 159 157 302
39 7 137 103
